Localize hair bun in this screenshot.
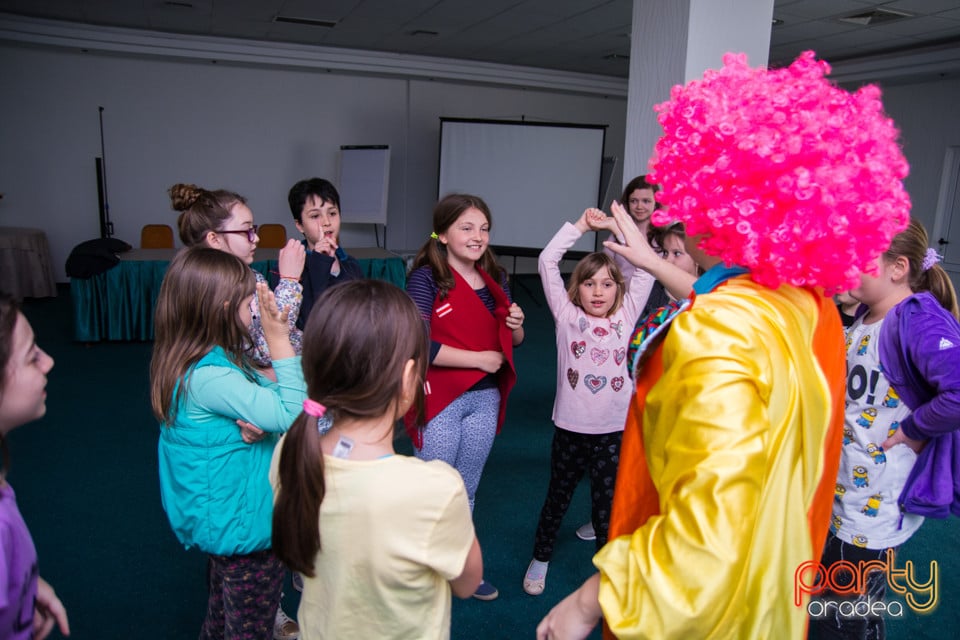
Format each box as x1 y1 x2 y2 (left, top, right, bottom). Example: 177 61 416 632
168 183 203 212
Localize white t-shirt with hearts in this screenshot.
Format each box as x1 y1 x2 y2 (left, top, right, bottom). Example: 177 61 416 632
539 222 654 434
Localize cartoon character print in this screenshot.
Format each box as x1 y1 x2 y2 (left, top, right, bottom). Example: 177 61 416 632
888 421 900 438
852 534 869 548
857 334 871 356
866 443 887 465
852 465 869 488
861 494 883 517
882 386 901 408
832 514 843 531
843 427 854 446
856 407 878 428
845 331 854 351
835 483 846 502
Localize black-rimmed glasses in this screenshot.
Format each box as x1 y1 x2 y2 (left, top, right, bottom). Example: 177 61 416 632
217 225 259 243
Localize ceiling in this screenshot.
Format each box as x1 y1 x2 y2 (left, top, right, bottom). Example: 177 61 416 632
2 0 960 79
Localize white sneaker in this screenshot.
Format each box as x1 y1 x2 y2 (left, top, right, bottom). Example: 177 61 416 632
274 608 300 640
575 522 596 541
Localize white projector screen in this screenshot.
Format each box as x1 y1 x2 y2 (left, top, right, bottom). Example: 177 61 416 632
438 119 606 252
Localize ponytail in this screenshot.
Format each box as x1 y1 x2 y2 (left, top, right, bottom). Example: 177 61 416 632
272 412 326 576
919 264 959 320
411 236 456 300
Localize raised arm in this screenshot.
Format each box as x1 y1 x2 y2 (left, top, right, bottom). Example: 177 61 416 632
538 212 595 322
603 201 696 300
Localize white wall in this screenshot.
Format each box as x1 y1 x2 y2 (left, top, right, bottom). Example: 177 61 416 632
863 76 960 290
0 42 627 281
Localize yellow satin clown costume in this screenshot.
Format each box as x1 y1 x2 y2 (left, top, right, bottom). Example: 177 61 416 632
597 275 845 639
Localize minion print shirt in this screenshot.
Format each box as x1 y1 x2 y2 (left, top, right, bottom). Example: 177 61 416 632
834 317 923 549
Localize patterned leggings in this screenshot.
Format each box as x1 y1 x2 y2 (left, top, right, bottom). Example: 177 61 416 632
416 387 500 512
199 549 285 640
532 427 622 560
807 532 890 640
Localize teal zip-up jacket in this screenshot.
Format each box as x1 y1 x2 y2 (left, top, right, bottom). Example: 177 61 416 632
158 347 306 556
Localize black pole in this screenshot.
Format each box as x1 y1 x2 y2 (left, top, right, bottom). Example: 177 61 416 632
95 157 107 238
98 106 114 237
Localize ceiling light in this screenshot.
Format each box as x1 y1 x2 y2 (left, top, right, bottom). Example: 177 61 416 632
274 16 338 28
837 9 913 26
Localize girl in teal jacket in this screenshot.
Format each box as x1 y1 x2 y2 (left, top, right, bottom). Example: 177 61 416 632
150 247 305 640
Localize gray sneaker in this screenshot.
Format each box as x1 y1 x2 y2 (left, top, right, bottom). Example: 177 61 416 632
575 522 596 541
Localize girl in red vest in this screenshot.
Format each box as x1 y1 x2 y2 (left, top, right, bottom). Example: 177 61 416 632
406 194 524 601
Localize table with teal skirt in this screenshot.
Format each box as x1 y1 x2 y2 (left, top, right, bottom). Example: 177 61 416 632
70 247 407 342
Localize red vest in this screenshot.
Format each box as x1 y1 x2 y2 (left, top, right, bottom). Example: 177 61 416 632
404 267 517 448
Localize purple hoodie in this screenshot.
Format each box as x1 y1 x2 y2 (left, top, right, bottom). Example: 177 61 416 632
879 291 960 518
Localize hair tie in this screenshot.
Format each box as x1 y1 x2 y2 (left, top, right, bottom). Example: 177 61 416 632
430 232 439 240
303 399 326 417
922 247 943 272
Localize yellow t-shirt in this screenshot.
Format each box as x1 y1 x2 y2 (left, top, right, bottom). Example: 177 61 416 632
271 449 474 640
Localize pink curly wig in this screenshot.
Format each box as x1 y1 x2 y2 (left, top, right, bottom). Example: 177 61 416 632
648 51 910 292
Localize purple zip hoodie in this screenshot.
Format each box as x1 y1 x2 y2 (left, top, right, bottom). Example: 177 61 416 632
878 291 960 518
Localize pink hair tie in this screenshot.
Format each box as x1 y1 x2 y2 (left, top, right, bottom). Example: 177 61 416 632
303 399 326 417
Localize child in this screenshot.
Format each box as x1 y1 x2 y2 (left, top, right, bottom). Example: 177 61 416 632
405 193 524 601
523 209 654 596
270 280 483 639
149 248 306 640
0 294 70 640
170 182 305 365
650 221 701 282
170 183 304 636
810 219 960 640
834 290 860 328
286 178 363 331
538 51 910 640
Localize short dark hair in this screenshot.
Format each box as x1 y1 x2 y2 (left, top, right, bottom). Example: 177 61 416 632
288 178 341 223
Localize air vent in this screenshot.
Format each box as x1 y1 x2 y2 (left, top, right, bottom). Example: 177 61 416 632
274 16 338 28
837 8 913 26
410 29 439 37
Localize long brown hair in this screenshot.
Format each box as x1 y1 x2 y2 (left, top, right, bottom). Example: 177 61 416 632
272 280 428 576
884 218 959 318
0 294 20 479
149 247 256 424
169 183 247 246
410 194 506 299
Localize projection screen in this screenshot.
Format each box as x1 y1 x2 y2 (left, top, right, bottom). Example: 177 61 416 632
438 118 606 252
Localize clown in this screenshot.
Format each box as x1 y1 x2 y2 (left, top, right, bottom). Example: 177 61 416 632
537 51 909 640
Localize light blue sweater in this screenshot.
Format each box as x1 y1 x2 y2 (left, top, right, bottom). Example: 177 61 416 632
158 347 305 555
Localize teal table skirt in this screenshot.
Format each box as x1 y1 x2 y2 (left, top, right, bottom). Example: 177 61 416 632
71 248 407 342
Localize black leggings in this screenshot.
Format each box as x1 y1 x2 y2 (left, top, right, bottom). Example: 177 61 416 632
532 427 622 560
807 532 890 640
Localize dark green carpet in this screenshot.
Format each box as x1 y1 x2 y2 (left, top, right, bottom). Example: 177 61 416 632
9 280 959 638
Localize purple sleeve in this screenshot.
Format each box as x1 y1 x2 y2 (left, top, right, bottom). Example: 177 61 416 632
898 307 960 440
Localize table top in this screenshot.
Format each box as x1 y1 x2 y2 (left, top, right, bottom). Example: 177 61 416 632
118 247 402 262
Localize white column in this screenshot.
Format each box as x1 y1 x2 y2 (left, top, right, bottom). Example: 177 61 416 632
623 0 775 187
